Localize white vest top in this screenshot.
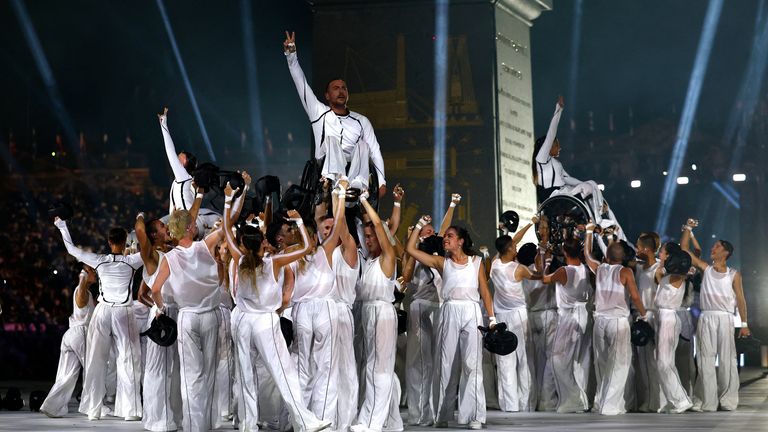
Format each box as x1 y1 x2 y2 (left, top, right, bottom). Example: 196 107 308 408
292 247 336 303
143 251 175 305
635 260 660 310
441 256 481 302
654 275 686 310
94 253 143 306
555 264 590 309
236 257 283 313
594 263 629 318
164 241 221 312
700 266 737 313
332 246 359 306
410 261 440 303
358 255 394 302
524 264 557 311
490 259 527 311
69 286 94 328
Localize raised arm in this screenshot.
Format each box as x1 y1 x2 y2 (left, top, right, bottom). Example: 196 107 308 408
438 193 461 236
542 266 567 286
158 107 191 182
680 221 708 271
283 32 328 124
733 272 750 337
223 183 245 264
271 210 313 278
54 218 101 268
321 179 348 261
387 184 404 234
135 212 157 273
511 217 536 245
339 206 359 268
360 191 396 278
535 96 564 164
621 267 647 317
583 222 600 273
405 215 444 270
74 266 95 309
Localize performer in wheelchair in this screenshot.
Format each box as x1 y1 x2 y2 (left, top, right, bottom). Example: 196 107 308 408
533 96 624 239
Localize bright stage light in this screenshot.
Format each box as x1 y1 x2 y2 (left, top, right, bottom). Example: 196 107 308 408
733 173 747 182
677 176 689 185
631 180 641 188
432 0 449 217
691 164 697 171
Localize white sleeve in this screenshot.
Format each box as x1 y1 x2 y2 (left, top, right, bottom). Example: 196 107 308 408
57 223 102 268
285 52 329 121
126 252 144 269
159 114 192 182
361 116 386 186
535 103 563 164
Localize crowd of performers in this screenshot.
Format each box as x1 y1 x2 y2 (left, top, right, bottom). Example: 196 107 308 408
37 32 751 432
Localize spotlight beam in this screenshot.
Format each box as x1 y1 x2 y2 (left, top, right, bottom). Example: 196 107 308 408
655 0 724 236
565 0 583 139
433 0 449 218
156 0 216 162
240 0 266 173
712 181 740 209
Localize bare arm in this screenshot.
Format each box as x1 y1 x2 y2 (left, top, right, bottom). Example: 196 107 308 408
74 267 94 309
387 184 404 233
135 213 158 275
223 185 245 264
188 185 204 224
681 225 708 271
542 266 567 286
733 272 750 337
150 258 171 314
621 267 647 317
478 261 495 319
584 223 600 273
339 209 358 268
321 179 348 262
271 210 313 279
511 220 534 245
438 194 461 236
276 266 295 315
137 280 154 308
360 193 396 278
405 215 444 270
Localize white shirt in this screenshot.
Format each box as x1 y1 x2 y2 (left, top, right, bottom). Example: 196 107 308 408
655 275 686 310
285 51 386 187
594 263 629 318
69 285 94 328
332 246 359 306
490 259 527 311
163 241 221 312
535 103 581 190
555 264 590 309
235 257 283 313
700 266 737 313
524 264 557 311
440 256 481 302
410 261 440 303
292 248 336 303
635 260 660 311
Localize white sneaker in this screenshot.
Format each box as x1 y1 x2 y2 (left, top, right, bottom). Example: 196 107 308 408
40 409 60 418
468 420 482 430
88 414 100 421
124 415 141 421
670 401 693 414
305 420 333 432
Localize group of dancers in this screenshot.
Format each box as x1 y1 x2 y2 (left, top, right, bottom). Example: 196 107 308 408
36 31 751 432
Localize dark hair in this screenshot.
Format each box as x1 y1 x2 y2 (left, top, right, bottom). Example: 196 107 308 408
418 235 445 257
664 249 692 275
179 151 197 173
325 78 346 93
108 227 127 246
495 235 513 255
637 233 657 252
146 219 162 243
239 225 265 288
517 243 538 266
606 242 625 263
447 225 476 257
265 219 287 249
718 239 734 259
663 241 682 255
532 136 547 185
619 240 636 266
562 238 582 259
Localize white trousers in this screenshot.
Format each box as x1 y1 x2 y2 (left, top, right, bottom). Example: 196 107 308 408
634 311 661 412
434 301 485 425
234 310 324 432
352 301 366 404
79 303 142 419
40 325 87 417
528 309 558 411
495 308 535 412
693 311 739 411
655 309 692 411
142 306 182 431
405 299 438 425
675 309 696 397
552 306 589 413
293 299 339 426
355 301 403 431
321 138 370 190
336 303 359 431
592 316 631 415
213 306 235 428
177 308 222 432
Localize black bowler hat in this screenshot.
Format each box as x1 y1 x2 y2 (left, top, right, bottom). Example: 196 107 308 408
478 322 518 356
141 314 178 347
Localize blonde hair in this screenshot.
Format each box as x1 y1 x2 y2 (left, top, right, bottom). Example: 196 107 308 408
168 210 192 240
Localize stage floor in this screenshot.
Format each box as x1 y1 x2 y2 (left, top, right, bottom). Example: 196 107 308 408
1 369 766 432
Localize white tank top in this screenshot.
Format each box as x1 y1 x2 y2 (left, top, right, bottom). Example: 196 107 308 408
490 259 527 311
69 286 94 328
236 256 283 313
441 256 481 302
654 275 686 310
292 248 336 303
358 255 395 302
594 263 629 318
410 262 440 303
142 251 176 305
555 264 590 309
332 247 359 305
700 266 737 313
94 252 143 306
164 241 221 312
635 261 660 310
524 264 556 311
219 282 234 309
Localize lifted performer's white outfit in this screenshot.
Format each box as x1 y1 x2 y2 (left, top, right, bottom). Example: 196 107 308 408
56 221 144 420
163 240 222 432
523 267 558 411
233 257 328 432
692 266 740 411
490 259 534 412
591 264 632 416
354 255 403 432
142 252 183 432
654 276 693 413
552 263 591 413
285 51 386 190
634 261 662 412
405 262 441 425
332 246 360 432
433 256 486 426
39 282 94 417
291 248 339 427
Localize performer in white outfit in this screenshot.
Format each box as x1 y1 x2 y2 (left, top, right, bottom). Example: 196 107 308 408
222 183 332 432
351 191 403 432
540 238 591 413
406 215 495 430
39 266 95 418
632 233 662 412
584 226 647 416
150 209 224 432
489 221 537 412
681 220 749 412
283 32 386 196
652 247 694 413
54 218 144 421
